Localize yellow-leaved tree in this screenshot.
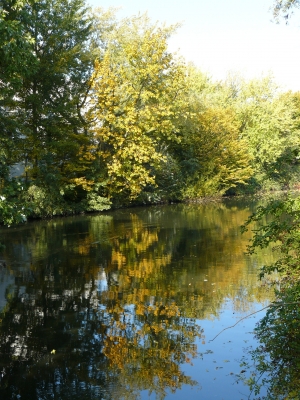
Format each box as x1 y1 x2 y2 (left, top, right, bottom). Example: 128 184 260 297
170 67 253 197
89 15 187 200
191 106 253 196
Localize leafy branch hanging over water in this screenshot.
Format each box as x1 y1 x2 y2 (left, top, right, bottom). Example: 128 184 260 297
242 195 300 283
240 194 300 399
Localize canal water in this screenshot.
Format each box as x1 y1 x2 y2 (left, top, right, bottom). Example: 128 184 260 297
0 198 276 399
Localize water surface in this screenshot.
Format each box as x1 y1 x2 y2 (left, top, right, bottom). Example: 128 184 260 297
0 199 275 399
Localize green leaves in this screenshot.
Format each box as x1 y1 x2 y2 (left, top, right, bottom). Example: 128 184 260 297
0 0 99 223
247 284 300 399
2 1 300 223
241 192 300 398
242 195 300 281
170 68 254 197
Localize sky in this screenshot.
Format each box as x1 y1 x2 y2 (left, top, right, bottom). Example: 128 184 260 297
88 0 300 92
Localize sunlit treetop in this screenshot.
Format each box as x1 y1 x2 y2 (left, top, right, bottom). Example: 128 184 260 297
272 0 300 22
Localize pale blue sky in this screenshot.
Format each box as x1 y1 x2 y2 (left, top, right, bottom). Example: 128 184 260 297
88 0 300 91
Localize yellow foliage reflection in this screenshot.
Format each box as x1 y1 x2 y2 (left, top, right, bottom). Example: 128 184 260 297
0 199 276 399
101 299 202 398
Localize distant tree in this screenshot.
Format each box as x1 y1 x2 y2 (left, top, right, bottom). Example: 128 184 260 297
235 78 300 188
169 67 253 197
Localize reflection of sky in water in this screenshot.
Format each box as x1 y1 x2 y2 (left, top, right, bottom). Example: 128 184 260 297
97 269 108 293
0 200 275 399
141 299 269 400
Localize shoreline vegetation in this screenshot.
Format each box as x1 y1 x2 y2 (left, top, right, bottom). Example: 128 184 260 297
1 0 300 228
1 1 300 398
0 186 296 228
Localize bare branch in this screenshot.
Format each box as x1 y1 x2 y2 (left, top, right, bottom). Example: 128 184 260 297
209 301 300 342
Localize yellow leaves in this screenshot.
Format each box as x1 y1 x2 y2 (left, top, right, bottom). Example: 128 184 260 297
78 146 96 162
89 211 205 393
101 308 201 394
103 335 128 369
77 236 93 256
88 16 188 199
184 105 253 195
111 249 126 268
69 177 94 191
136 303 146 315
151 324 164 335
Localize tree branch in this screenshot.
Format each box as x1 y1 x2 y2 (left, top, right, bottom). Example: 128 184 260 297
209 301 300 342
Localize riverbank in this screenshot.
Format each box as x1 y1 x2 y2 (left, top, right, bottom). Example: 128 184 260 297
2 185 299 228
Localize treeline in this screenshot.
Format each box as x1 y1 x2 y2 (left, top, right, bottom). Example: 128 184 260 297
1 0 300 225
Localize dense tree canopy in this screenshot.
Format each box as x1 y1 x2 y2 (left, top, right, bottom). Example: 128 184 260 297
0 0 36 180
89 16 187 200
1 0 300 225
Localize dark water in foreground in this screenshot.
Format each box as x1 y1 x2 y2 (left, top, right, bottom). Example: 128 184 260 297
0 199 275 399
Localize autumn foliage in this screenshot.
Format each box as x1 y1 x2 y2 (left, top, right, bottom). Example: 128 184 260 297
1 3 300 225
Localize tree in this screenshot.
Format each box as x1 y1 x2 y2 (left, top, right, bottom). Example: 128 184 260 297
241 195 300 398
0 0 116 223
242 195 300 282
184 107 253 197
89 15 187 201
168 67 253 197
224 76 300 190
0 0 36 181
244 283 300 400
18 0 93 185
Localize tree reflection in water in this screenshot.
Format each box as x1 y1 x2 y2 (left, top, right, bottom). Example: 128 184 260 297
0 268 202 399
0 200 274 399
